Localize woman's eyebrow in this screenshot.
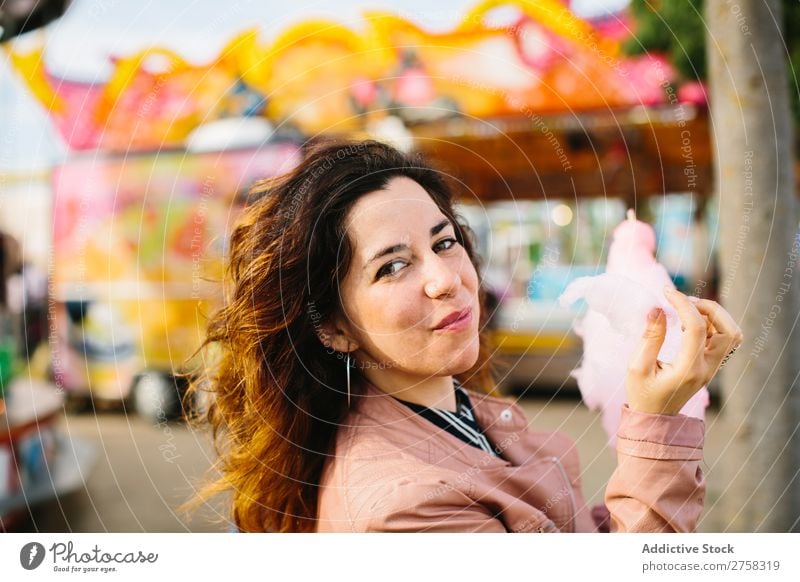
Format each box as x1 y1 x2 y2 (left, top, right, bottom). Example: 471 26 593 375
363 218 452 270
430 218 451 236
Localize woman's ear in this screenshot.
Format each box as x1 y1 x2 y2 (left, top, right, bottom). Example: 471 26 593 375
315 318 358 353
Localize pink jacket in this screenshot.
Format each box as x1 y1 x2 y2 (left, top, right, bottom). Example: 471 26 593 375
316 379 705 532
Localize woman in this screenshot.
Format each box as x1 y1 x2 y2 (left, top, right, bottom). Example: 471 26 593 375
184 139 743 533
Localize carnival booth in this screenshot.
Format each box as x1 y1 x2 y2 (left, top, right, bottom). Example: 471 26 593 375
4 0 724 405
50 142 301 418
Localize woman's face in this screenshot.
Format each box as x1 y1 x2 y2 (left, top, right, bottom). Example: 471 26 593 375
328 176 481 379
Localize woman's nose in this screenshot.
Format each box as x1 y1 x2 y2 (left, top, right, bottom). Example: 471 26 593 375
424 255 461 298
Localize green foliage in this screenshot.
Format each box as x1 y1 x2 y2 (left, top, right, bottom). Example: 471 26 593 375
623 0 707 79
623 0 799 119
785 0 800 120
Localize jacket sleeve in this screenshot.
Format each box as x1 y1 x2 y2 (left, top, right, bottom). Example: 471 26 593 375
362 477 507 532
604 405 706 532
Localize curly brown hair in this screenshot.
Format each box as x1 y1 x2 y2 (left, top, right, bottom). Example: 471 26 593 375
181 139 499 532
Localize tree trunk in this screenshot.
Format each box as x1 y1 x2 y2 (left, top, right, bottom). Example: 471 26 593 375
705 0 800 531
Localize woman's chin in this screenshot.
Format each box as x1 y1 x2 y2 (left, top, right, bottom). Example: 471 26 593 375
445 335 481 374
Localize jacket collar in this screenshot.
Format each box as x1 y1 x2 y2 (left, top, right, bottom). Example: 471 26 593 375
349 376 528 466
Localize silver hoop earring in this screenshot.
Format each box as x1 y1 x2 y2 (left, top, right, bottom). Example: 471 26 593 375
345 353 351 408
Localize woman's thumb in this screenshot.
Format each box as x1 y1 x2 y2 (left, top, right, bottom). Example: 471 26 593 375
627 307 667 376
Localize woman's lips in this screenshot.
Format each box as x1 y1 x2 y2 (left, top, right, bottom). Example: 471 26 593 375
434 306 473 332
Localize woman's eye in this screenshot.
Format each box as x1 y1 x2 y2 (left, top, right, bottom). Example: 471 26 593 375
376 239 458 280
435 237 458 252
376 259 406 279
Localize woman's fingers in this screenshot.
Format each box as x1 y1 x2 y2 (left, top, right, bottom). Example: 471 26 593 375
705 331 741 360
689 297 744 362
702 314 717 338
628 307 667 377
689 298 743 343
663 287 708 373
627 289 744 415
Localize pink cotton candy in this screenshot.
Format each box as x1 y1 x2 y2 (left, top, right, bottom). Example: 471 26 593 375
557 210 710 447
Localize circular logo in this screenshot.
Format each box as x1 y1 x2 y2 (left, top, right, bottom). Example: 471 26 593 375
19 542 46 570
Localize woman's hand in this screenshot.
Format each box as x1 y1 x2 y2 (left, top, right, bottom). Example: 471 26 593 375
625 287 744 416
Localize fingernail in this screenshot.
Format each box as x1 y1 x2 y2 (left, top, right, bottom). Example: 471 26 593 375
688 295 699 303
648 307 662 321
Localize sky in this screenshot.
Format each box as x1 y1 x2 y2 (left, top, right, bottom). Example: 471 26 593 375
0 0 630 172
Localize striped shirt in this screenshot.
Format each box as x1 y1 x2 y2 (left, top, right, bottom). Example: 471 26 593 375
394 380 499 457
